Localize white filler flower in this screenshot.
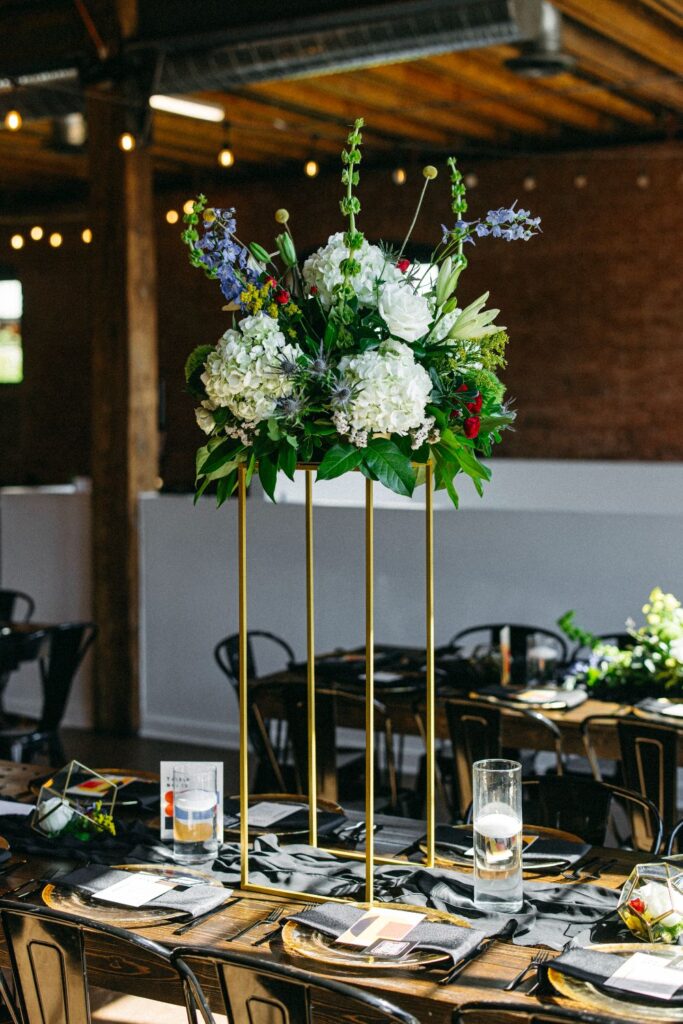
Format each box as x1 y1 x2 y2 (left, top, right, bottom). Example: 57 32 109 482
303 232 399 308
201 314 302 424
378 281 433 343
340 342 432 435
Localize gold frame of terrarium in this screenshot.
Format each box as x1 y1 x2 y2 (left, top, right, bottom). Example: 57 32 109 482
618 861 683 941
32 760 118 837
237 463 437 906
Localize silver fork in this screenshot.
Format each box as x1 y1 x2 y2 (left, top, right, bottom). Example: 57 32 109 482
526 951 552 995
504 950 550 991
561 856 600 880
230 907 282 943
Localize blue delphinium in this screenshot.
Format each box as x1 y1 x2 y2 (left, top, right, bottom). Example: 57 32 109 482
194 206 258 303
443 202 541 245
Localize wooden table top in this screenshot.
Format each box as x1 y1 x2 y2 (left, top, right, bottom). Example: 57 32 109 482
0 759 651 1020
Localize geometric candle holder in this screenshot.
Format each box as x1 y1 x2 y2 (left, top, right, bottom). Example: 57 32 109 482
618 861 683 943
32 760 118 840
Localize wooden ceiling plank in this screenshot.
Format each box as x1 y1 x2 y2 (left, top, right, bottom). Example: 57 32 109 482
426 51 611 132
562 21 683 114
639 0 683 30
551 0 683 74
367 62 553 136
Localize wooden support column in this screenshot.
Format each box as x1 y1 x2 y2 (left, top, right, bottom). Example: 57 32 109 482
87 84 158 733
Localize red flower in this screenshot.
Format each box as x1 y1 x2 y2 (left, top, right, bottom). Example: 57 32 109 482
396 258 410 273
629 897 645 915
275 289 290 304
467 393 483 414
457 383 468 392
265 276 277 289
464 416 480 439
309 285 319 295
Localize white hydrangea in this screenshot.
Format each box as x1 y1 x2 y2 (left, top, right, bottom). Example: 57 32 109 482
303 232 400 308
201 314 302 425
339 342 432 437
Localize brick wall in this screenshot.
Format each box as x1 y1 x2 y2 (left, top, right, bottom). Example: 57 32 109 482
1 139 681 487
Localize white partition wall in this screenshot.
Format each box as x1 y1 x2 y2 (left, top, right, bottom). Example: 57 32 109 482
138 461 683 750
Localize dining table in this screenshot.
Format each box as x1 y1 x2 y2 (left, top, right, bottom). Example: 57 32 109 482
0 757 666 1022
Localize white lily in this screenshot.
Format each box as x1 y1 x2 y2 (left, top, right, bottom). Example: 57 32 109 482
446 291 504 341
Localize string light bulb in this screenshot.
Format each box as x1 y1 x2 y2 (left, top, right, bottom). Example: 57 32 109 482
523 174 537 191
29 226 43 241
81 228 92 244
464 173 479 188
165 209 179 224
304 158 319 178
636 173 650 189
392 167 407 185
5 110 22 131
574 174 588 189
49 232 63 248
118 132 136 152
10 234 24 250
218 145 234 168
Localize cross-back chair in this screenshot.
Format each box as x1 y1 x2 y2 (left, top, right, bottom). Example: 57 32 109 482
0 592 34 624
449 624 568 686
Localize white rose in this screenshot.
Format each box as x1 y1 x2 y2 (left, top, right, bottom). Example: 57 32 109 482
37 795 74 835
195 401 216 435
379 282 433 342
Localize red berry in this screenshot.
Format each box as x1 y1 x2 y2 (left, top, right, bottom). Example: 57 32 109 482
309 285 319 295
275 289 290 304
396 258 410 273
464 416 480 439
457 383 468 392
467 393 483 414
265 276 277 288
629 897 645 914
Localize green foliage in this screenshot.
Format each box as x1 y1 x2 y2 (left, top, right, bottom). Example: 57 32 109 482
362 438 416 498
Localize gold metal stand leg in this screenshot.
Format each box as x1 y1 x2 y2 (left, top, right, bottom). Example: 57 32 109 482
425 462 435 868
365 478 374 904
238 464 249 889
305 469 318 845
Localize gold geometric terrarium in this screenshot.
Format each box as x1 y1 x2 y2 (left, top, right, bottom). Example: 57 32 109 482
618 862 683 943
32 760 117 840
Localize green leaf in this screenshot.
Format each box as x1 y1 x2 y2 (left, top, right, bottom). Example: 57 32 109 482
267 418 282 442
216 470 238 506
455 446 491 482
433 451 460 508
184 344 213 384
258 455 278 502
479 412 516 433
316 443 363 482
200 439 242 477
193 475 212 505
279 442 297 481
363 438 416 497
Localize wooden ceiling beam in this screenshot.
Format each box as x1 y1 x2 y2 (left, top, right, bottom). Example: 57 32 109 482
562 21 683 114
366 62 554 136
427 51 613 132
551 0 683 74
638 0 683 30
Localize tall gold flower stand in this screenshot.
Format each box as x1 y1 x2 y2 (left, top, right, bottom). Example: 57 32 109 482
237 463 436 905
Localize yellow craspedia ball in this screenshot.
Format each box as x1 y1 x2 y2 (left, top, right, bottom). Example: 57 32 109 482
423 165 438 180
203 209 216 223
275 208 290 224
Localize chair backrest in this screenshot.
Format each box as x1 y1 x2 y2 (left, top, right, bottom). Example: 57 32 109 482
0 900 205 1024
444 699 564 819
582 714 679 840
215 631 295 687
273 684 399 806
667 818 683 856
522 775 663 853
450 624 568 685
454 1000 614 1023
177 946 420 1024
0 590 35 624
38 623 97 731
570 631 634 663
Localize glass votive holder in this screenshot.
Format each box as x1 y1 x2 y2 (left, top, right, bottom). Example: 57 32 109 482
472 758 523 913
172 764 219 865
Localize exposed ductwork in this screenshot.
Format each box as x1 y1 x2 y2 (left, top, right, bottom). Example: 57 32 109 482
0 0 559 124
505 0 575 77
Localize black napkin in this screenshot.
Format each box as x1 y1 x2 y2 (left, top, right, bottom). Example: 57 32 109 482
542 946 683 1007
432 825 590 868
287 902 491 966
223 800 346 838
57 865 231 918
0 813 158 864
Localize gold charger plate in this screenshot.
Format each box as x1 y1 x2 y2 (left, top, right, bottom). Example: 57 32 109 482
548 943 683 1022
282 901 468 971
42 862 222 929
225 793 344 840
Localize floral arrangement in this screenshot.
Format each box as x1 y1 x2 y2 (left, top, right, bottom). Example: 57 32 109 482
36 794 116 839
182 118 540 505
619 863 683 943
559 587 683 699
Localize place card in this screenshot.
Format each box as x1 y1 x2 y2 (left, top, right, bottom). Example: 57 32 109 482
336 907 424 948
160 761 224 842
67 774 136 797
605 952 683 1001
94 874 177 908
0 799 34 817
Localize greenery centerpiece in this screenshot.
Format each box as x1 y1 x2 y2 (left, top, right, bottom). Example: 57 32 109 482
559 587 683 701
182 118 540 505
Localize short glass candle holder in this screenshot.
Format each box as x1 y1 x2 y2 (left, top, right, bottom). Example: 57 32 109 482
32 760 118 841
618 862 683 943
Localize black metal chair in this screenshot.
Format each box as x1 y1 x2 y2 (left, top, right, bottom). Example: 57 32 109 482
215 631 296 792
437 698 565 820
450 624 568 686
0 622 96 763
454 1000 618 1023
0 591 34 624
581 714 679 842
521 775 663 854
177 945 420 1024
666 818 683 856
0 900 208 1024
